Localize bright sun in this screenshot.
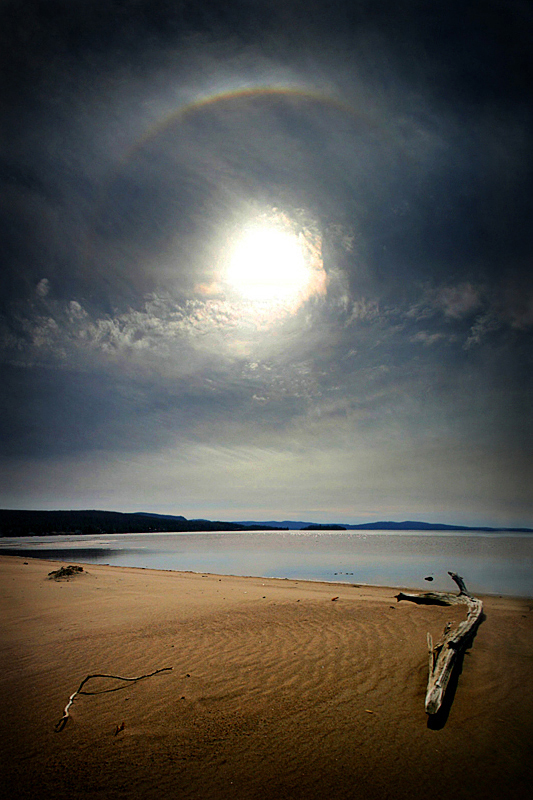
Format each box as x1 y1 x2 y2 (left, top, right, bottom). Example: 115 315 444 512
225 225 310 302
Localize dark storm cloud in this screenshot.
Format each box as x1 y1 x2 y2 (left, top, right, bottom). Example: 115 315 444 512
1 0 532 522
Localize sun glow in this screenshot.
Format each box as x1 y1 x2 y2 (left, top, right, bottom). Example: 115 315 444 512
225 225 311 303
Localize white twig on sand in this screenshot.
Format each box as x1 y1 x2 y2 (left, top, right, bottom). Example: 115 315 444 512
54 667 173 731
396 572 483 715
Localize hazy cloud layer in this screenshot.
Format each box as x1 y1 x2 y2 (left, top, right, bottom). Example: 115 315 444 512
1 1 531 525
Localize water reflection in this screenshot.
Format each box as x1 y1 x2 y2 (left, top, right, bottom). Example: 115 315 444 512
1 531 532 597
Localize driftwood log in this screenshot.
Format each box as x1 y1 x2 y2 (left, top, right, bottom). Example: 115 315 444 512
55 667 173 731
396 572 483 715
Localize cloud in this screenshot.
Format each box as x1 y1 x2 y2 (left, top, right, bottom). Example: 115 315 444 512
408 283 482 322
499 279 533 331
405 278 533 348
36 278 50 298
345 298 381 325
464 312 502 350
509 297 533 330
2 419 530 525
1 0 531 525
410 331 446 347
436 283 482 319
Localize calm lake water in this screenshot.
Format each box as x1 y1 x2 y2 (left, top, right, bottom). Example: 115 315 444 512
1 530 532 597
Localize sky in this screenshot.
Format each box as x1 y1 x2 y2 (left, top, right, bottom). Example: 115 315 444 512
1 1 532 527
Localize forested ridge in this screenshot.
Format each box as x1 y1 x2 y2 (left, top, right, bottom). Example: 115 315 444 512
0 510 281 536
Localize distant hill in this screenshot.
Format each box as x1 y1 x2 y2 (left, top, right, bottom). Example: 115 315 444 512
235 520 314 530
234 519 533 532
303 524 347 530
1 510 531 537
0 510 285 537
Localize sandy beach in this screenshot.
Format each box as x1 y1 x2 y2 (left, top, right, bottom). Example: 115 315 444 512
1 555 532 800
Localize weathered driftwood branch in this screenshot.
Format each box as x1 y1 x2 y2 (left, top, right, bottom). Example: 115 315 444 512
55 667 173 731
396 572 483 715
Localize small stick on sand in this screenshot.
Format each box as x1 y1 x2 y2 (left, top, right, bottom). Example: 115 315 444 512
396 572 483 715
55 667 173 731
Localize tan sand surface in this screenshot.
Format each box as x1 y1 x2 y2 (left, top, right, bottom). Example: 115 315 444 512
1 554 532 799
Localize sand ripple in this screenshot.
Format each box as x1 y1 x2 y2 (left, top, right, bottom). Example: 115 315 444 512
1 558 532 800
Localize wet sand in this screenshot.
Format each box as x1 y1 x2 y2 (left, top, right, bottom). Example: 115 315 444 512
1 554 532 799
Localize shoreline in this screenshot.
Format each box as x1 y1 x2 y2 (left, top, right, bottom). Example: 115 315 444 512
1 554 532 799
1 551 531 600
